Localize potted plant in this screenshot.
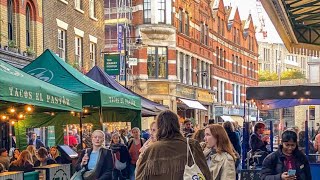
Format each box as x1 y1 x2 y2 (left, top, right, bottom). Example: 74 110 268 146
8 40 18 53
26 47 35 57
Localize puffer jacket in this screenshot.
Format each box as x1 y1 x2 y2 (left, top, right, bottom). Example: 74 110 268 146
260 145 311 180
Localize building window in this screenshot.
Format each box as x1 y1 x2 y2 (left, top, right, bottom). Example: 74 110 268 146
75 0 82 10
7 0 14 41
200 23 204 44
158 0 165 24
217 17 221 34
204 25 208 45
179 52 184 83
239 58 242 74
143 0 151 23
90 43 96 68
186 55 190 84
247 61 250 77
147 47 168 79
178 9 183 33
216 47 219 66
233 27 236 42
89 0 95 18
185 13 189 36
237 29 240 44
197 59 201 87
201 61 205 88
219 48 223 68
224 51 226 68
26 4 31 47
75 36 82 68
232 55 235 72
58 29 66 60
222 19 225 36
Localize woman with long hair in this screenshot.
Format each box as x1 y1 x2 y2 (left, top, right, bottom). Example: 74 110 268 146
26 145 38 164
204 124 238 179
10 148 20 163
139 121 157 154
260 130 311 180
50 146 63 164
75 130 113 179
9 150 34 172
136 110 211 180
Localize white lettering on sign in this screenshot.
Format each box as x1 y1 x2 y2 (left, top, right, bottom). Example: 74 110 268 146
8 86 70 105
108 97 136 106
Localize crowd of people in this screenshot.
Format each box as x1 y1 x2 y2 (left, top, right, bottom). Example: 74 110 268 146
0 110 314 180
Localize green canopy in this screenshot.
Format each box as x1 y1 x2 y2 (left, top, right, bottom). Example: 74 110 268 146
22 49 141 128
0 59 82 112
23 49 141 110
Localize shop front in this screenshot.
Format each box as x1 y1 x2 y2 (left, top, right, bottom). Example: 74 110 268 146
215 106 258 126
197 89 214 127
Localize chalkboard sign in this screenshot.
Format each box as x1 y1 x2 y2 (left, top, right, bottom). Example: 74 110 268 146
240 169 261 180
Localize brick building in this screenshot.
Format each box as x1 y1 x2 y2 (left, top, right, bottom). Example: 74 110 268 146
43 0 105 72
0 0 43 67
105 0 259 127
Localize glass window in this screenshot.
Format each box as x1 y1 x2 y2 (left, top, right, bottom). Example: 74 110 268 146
26 4 31 47
180 52 184 83
222 19 225 36
217 17 220 34
233 27 236 42
89 0 95 18
158 0 165 24
204 25 208 45
7 0 14 41
185 55 189 84
143 0 151 23
75 0 82 10
75 36 82 69
147 47 167 79
200 24 204 44
232 55 235 72
216 47 219 66
58 29 66 60
220 49 223 68
178 9 183 32
185 13 189 36
90 43 96 68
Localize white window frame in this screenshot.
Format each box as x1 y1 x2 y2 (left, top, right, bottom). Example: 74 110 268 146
89 0 96 19
58 29 66 60
75 36 82 68
75 0 83 13
90 42 96 68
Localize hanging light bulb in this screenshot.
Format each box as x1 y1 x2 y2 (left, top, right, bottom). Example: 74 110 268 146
18 114 24 119
1 115 7 120
11 121 15 125
26 106 32 112
9 108 15 113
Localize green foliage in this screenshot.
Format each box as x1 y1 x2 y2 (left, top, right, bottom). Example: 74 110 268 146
281 70 305 80
26 47 35 56
8 40 17 48
258 70 278 82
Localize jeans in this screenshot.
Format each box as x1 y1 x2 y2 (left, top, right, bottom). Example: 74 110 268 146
129 164 136 180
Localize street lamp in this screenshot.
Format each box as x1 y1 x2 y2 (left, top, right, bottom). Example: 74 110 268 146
123 26 143 88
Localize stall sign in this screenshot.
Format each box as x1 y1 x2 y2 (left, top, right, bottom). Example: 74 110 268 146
176 85 196 99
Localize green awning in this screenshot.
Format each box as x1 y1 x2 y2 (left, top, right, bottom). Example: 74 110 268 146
22 49 141 110
0 59 82 111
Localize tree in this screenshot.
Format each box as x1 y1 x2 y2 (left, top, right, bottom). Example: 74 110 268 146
281 70 305 80
258 70 278 82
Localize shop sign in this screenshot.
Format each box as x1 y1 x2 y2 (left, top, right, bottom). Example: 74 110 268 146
309 106 315 120
197 89 214 103
148 83 169 95
104 54 120 75
176 85 196 99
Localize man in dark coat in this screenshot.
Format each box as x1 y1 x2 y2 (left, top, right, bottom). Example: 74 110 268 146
28 132 45 149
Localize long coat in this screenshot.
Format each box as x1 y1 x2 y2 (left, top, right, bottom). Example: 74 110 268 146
135 136 211 180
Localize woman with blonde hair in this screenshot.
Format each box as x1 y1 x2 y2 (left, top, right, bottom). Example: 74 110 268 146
26 145 38 164
204 124 238 179
50 146 62 164
9 150 34 172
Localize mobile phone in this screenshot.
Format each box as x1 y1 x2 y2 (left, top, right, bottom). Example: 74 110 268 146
288 169 296 176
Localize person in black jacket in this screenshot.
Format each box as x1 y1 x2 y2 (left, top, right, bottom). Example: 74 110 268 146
223 121 241 155
28 132 45 149
250 122 269 152
260 130 311 180
34 147 56 167
110 132 131 180
75 130 113 180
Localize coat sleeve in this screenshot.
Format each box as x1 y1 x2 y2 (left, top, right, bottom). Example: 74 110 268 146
260 154 282 180
97 149 113 180
191 140 212 180
135 147 150 180
75 150 85 171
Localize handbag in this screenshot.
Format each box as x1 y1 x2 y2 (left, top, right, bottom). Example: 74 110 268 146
183 138 206 180
114 153 126 170
70 167 86 180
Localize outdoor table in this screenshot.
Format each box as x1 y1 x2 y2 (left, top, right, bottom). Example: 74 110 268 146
0 171 23 180
33 164 71 180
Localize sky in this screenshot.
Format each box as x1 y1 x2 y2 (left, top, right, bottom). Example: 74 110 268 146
224 0 283 44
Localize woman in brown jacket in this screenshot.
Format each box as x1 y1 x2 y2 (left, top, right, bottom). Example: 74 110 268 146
136 110 211 180
204 124 238 180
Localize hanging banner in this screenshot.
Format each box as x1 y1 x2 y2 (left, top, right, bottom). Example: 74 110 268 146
104 54 120 75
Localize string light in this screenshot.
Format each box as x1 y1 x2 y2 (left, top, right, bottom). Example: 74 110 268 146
18 114 24 119
11 121 15 125
26 106 32 112
9 108 15 113
84 109 88 113
51 112 55 116
1 115 7 120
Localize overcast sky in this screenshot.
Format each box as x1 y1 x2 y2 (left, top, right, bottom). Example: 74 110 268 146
224 0 283 43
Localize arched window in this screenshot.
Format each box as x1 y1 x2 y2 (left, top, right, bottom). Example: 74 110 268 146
26 4 31 47
7 0 14 41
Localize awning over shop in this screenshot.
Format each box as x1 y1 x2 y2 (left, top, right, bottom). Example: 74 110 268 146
220 116 234 122
230 116 244 126
0 59 82 112
179 98 207 110
86 66 167 117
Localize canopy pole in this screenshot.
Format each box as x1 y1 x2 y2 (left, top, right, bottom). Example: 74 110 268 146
79 113 83 150
305 110 309 159
242 100 248 170
270 120 273 152
99 107 104 131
